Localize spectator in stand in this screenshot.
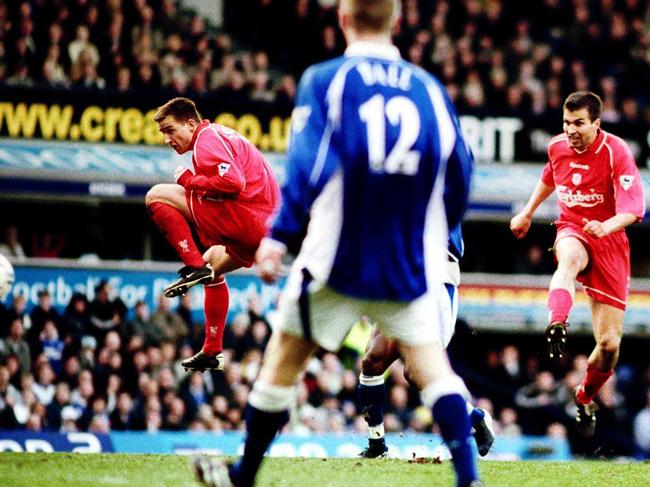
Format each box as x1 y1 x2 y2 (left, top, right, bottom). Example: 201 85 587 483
131 5 164 54
0 225 26 261
70 48 106 90
41 44 69 87
497 407 522 437
134 62 159 90
79 395 109 431
1 320 31 377
79 335 97 370
495 345 527 394
68 25 99 67
0 363 21 424
63 293 90 351
151 295 188 346
59 355 81 390
176 293 195 331
515 371 567 435
274 74 297 104
40 320 64 375
5 294 30 336
182 371 208 419
28 290 62 355
238 319 270 355
248 70 274 102
45 382 71 431
125 300 156 345
31 362 56 406
106 373 121 413
110 390 140 431
162 395 188 431
58 406 79 432
70 369 94 416
88 280 126 342
115 65 131 92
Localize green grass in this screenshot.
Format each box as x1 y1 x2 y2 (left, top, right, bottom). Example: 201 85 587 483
0 453 648 486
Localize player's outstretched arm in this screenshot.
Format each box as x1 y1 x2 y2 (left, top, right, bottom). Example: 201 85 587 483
510 180 554 239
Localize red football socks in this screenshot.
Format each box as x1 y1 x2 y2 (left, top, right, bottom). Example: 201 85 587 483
148 202 205 268
576 365 613 404
202 278 229 355
547 288 573 324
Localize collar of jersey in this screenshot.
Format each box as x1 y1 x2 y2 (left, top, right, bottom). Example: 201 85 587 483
190 119 211 147
345 41 401 61
570 129 605 155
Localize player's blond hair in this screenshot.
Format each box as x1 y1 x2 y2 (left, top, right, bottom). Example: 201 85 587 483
340 0 399 34
153 97 202 123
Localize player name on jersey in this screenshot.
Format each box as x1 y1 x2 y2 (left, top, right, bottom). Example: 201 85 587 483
355 61 412 90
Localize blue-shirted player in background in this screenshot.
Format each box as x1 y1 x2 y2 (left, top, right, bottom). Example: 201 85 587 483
193 0 482 486
357 224 495 459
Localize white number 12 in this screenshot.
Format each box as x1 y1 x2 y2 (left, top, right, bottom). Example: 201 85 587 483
358 94 421 175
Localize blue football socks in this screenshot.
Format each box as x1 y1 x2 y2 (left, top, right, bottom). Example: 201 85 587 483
229 405 289 487
358 379 386 429
432 394 479 487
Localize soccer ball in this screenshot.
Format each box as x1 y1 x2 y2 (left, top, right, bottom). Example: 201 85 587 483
0 254 15 300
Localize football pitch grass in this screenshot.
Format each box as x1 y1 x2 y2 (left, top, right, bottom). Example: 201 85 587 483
0 453 648 486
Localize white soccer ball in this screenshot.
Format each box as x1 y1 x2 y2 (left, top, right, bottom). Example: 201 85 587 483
0 255 15 300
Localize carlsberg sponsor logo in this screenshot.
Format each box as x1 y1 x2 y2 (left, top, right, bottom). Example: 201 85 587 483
556 186 604 207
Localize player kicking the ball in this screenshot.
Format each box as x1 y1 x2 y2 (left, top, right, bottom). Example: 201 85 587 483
510 91 644 437
146 97 280 372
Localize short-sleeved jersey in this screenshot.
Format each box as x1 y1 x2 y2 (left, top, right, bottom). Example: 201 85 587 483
270 42 473 301
186 119 279 210
541 130 645 227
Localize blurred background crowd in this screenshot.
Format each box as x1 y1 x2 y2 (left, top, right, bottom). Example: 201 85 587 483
0 0 648 121
1 283 650 459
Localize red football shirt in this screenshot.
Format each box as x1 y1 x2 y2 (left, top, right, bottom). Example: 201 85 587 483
541 129 645 228
185 119 279 210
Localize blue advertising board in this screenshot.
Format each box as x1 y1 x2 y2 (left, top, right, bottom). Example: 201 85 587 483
110 431 571 461
0 431 112 453
0 430 572 461
7 262 283 324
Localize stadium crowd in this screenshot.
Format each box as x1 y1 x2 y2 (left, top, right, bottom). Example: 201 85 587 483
1 282 650 459
0 0 648 121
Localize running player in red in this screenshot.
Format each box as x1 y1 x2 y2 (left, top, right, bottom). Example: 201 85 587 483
146 97 280 372
510 91 645 437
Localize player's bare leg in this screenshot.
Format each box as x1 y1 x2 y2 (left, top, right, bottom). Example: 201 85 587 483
588 300 624 370
397 341 481 487
574 299 624 436
182 246 244 373
546 237 589 358
194 332 317 487
358 327 399 458
146 183 193 219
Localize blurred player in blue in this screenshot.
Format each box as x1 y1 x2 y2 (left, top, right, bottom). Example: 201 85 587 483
193 0 482 486
357 223 494 459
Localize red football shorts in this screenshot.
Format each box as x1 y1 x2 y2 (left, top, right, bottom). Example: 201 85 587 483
187 190 275 268
555 221 630 310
